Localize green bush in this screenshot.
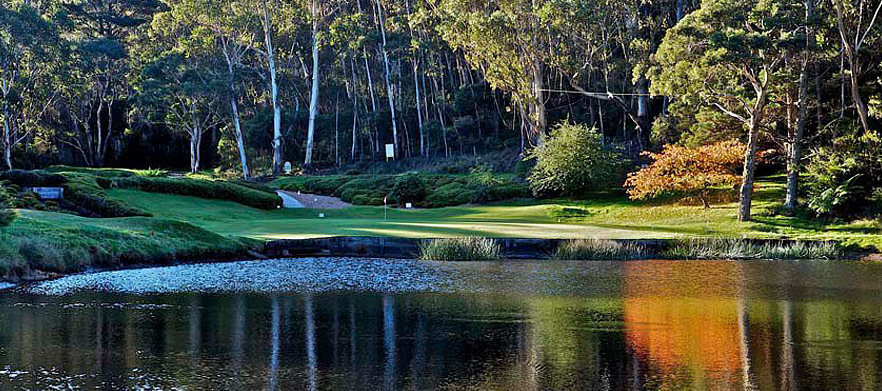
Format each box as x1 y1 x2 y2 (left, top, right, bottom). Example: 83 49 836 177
390 173 428 204
527 121 623 197
0 169 68 187
805 136 882 216
419 237 502 261
426 182 479 207
114 177 282 210
61 173 152 217
273 173 527 208
0 182 16 227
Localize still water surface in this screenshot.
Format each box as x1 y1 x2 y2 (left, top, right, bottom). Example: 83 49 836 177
2 258 882 390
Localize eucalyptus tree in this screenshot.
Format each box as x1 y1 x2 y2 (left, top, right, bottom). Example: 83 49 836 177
0 2 60 170
651 0 803 222
433 0 549 143
58 0 164 167
153 0 260 179
831 0 882 134
136 52 224 172
302 0 344 167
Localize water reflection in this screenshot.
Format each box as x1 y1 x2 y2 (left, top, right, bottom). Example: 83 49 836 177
1 260 882 389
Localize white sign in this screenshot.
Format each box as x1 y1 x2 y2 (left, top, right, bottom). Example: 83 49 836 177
385 144 395 160
283 161 293 174
26 187 64 200
406 203 413 209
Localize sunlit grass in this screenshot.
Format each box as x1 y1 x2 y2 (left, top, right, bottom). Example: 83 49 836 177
91 176 882 250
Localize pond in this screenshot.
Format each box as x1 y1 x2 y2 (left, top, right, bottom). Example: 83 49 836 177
1 258 882 390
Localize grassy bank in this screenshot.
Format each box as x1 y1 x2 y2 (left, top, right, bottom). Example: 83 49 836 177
0 210 257 279
105 176 882 250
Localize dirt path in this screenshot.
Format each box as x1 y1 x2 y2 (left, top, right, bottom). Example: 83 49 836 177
280 191 352 209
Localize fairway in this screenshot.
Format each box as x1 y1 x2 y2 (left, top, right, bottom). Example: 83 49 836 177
106 179 882 248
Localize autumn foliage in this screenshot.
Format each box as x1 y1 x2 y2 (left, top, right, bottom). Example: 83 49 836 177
625 140 745 208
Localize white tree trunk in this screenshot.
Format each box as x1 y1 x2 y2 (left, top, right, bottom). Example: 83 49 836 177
305 26 320 166
225 53 250 180
413 58 425 156
2 115 11 170
376 0 399 155
263 0 283 175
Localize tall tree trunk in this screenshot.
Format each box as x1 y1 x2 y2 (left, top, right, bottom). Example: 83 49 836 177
225 54 250 180
529 58 547 142
334 91 340 166
350 56 359 161
305 20 320 167
786 0 813 211
263 0 283 176
636 77 651 149
2 100 11 170
738 110 764 222
376 0 399 156
190 129 199 173
413 58 425 156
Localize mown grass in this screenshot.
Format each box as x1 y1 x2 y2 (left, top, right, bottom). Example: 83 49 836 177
419 237 502 261
105 175 882 251
0 210 256 278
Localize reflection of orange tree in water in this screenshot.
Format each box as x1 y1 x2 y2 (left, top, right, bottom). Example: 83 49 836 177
623 261 749 389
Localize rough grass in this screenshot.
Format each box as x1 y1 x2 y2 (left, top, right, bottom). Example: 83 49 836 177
419 237 502 261
0 210 256 278
663 239 841 260
552 239 653 260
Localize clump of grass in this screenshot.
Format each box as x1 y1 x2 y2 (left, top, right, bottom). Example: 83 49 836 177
552 239 653 260
663 239 840 260
419 237 502 261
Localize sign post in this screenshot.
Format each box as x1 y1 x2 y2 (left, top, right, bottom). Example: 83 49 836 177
383 196 388 220
385 144 395 161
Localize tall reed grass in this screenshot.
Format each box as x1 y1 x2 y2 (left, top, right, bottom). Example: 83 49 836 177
552 239 652 260
418 237 502 261
663 239 840 260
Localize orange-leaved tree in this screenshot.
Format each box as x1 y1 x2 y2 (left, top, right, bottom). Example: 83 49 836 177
625 140 745 208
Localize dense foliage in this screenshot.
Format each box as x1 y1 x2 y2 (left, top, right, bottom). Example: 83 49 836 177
0 0 880 223
527 122 622 197
0 181 15 227
273 172 527 207
625 140 745 208
113 177 283 210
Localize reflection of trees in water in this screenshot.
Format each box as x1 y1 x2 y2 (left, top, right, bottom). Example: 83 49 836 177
1 275 882 389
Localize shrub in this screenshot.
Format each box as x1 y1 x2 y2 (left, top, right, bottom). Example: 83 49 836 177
625 140 745 208
527 121 623 197
426 183 479 207
0 169 67 187
0 182 16 227
552 239 652 260
663 239 840 260
114 177 282 210
273 173 527 208
419 237 502 261
61 173 151 217
805 134 882 216
390 173 427 204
